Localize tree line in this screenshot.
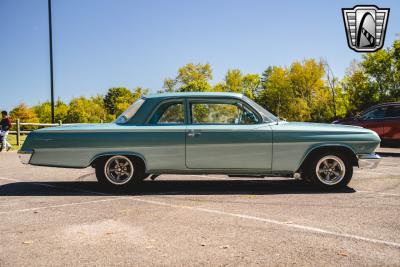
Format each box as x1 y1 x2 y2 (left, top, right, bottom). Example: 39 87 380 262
7 39 400 125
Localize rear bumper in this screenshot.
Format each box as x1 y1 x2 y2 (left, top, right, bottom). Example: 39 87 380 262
17 150 33 165
358 153 381 169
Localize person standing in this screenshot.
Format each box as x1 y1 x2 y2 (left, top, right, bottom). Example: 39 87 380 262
0 111 12 152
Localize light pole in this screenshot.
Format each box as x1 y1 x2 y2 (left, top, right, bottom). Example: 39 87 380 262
48 0 55 123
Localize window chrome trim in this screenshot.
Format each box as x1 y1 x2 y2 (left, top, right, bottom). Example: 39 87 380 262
144 98 186 125
187 98 263 125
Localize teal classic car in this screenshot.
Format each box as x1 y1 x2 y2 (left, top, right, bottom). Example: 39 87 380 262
18 92 381 189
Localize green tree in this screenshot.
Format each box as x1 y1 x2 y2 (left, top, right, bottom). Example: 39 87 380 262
33 99 69 123
104 87 134 115
132 86 149 99
55 100 70 122
66 96 107 123
257 59 336 121
362 42 399 101
332 84 350 118
162 63 213 92
33 102 51 123
393 39 400 93
10 103 39 123
342 67 377 114
342 39 400 113
216 69 261 99
257 66 294 119
103 87 148 117
10 103 39 130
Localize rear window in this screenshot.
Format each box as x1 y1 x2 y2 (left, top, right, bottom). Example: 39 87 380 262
115 98 145 124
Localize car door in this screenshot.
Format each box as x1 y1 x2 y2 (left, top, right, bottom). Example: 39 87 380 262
144 99 187 170
358 106 387 138
185 98 272 170
382 105 400 142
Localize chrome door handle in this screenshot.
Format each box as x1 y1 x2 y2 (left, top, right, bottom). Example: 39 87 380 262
187 131 201 137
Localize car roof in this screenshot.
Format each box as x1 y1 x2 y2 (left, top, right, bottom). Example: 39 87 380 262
145 92 244 99
364 102 400 112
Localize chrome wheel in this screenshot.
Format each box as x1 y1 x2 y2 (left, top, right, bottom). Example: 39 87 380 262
104 156 134 185
315 155 346 185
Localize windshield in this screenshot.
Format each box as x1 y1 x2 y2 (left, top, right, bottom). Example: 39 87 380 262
242 96 278 122
115 98 145 124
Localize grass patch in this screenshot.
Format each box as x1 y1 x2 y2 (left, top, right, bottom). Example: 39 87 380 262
4 134 27 151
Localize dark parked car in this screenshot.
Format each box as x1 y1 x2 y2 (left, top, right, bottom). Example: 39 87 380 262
333 102 400 144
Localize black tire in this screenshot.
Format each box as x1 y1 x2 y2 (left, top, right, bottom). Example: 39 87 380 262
95 155 146 189
304 151 353 189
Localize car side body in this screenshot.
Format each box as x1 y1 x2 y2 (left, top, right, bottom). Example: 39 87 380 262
333 102 400 144
19 92 381 188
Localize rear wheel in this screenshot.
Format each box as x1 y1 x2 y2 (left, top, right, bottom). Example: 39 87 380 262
304 151 353 189
95 155 145 189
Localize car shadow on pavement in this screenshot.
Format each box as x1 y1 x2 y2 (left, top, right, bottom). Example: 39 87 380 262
0 179 356 196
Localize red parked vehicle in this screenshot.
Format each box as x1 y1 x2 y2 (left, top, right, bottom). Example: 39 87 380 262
333 102 400 145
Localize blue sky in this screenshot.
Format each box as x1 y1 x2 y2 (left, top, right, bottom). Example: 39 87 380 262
0 0 399 111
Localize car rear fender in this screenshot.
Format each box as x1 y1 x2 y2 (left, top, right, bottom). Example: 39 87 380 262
89 151 148 171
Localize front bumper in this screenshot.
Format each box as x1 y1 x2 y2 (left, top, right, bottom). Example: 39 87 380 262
358 153 381 169
17 150 33 165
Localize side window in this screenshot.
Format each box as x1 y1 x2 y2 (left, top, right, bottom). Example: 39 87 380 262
385 106 400 118
191 101 258 125
362 107 386 120
149 102 185 124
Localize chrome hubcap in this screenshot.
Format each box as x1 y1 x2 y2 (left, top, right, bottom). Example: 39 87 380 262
316 156 346 185
104 156 134 185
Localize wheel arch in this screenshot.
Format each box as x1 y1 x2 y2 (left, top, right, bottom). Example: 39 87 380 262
89 151 148 171
297 144 358 172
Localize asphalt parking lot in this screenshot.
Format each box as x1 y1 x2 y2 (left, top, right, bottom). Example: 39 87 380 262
0 150 399 266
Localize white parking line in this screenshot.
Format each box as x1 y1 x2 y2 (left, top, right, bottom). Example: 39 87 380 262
354 171 394 175
1 176 400 248
357 190 400 197
0 196 133 214
130 197 400 249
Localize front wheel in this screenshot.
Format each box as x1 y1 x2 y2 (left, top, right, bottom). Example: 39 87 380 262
95 155 145 189
304 151 353 189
